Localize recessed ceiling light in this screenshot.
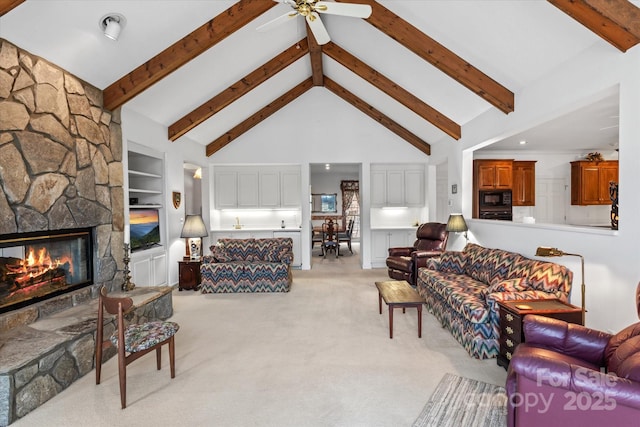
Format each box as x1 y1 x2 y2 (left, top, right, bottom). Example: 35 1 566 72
519 140 527 145
99 13 126 41
325 164 330 170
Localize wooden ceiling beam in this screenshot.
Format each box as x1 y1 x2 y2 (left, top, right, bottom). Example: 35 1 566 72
0 0 25 17
548 0 640 52
323 42 461 140
307 23 324 86
324 77 430 156
338 0 514 114
169 39 309 141
103 0 276 111
206 78 314 157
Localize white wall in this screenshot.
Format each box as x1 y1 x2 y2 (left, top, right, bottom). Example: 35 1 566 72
438 43 640 332
206 88 432 269
121 108 210 286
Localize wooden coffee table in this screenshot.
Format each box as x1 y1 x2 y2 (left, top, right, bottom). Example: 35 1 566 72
375 280 425 339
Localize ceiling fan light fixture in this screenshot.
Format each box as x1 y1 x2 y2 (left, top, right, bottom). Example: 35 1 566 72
100 13 126 41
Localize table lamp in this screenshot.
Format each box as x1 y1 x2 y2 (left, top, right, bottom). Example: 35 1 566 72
446 213 468 243
181 215 208 260
535 246 586 325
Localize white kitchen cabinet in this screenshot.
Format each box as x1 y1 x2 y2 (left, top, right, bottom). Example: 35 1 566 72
237 171 259 208
370 164 425 207
214 171 237 209
214 166 301 209
281 169 301 208
370 229 416 268
370 170 387 207
259 171 281 208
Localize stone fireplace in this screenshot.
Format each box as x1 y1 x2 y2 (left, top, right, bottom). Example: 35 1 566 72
0 40 137 425
0 38 125 315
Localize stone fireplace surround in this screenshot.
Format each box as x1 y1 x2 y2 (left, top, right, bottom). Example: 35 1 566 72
0 40 173 425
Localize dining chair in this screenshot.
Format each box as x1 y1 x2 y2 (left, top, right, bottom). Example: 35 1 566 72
95 286 179 408
321 220 339 258
337 219 354 254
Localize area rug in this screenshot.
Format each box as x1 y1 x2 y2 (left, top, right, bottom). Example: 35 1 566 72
412 373 507 427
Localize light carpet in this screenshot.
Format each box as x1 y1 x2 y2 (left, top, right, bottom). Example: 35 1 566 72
412 373 507 427
12 243 506 427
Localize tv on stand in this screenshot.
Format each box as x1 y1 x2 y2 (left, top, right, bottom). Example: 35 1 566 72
129 208 161 251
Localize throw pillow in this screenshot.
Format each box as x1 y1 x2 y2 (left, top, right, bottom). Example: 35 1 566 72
486 277 530 294
211 242 231 262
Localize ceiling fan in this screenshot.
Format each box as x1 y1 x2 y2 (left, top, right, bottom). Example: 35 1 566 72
257 0 372 45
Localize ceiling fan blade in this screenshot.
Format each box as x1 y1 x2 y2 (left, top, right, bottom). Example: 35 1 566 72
315 1 372 18
306 12 331 45
256 11 299 32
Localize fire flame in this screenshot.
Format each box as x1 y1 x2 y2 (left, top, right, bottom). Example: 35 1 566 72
21 246 73 278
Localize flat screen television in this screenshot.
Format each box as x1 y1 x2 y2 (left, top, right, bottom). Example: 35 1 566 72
129 209 161 251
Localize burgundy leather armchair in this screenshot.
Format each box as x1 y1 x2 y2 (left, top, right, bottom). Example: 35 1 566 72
506 283 640 427
385 222 448 286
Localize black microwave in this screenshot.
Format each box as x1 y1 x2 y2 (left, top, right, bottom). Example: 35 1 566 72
479 190 512 208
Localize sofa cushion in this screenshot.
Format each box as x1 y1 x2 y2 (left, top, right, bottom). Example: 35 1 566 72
487 277 530 294
525 260 573 295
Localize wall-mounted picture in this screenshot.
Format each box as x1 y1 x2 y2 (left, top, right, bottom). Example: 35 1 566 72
172 191 181 209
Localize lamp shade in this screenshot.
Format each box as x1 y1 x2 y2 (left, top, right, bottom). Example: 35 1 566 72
181 215 208 238
446 213 468 233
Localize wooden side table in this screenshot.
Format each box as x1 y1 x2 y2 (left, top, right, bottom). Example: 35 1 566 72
178 260 201 291
497 299 582 369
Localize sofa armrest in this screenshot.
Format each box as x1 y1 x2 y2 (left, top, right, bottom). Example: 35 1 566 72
510 344 640 410
524 315 611 365
388 247 414 257
202 255 217 264
413 250 443 269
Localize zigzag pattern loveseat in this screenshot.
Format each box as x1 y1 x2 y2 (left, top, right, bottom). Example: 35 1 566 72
200 238 293 293
416 243 573 359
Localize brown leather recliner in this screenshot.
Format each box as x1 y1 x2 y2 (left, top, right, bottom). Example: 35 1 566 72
386 222 449 286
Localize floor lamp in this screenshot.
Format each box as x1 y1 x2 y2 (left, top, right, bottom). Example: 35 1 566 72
535 246 586 325
181 215 208 260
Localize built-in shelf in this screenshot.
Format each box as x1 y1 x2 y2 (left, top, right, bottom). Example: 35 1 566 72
129 170 162 179
129 188 163 194
130 204 163 209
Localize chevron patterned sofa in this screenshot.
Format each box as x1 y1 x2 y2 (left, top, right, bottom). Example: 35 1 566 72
200 238 293 293
416 243 573 359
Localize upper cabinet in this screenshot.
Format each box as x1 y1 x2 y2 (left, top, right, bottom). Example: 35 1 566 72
512 161 536 206
371 164 425 208
570 160 619 205
214 166 301 209
474 160 513 190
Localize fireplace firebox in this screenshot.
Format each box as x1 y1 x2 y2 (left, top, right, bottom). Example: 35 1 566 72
0 228 93 313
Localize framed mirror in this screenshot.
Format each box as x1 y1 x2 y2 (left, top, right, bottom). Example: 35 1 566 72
311 193 337 213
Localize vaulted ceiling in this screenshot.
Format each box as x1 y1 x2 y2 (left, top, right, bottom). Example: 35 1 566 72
1 0 639 157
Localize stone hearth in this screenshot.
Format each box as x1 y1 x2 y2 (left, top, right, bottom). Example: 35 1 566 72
0 286 173 426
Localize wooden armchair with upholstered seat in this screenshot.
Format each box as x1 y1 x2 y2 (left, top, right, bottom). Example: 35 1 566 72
95 286 179 408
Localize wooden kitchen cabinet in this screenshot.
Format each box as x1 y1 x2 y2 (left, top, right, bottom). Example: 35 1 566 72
474 160 513 190
570 160 618 205
512 161 536 206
